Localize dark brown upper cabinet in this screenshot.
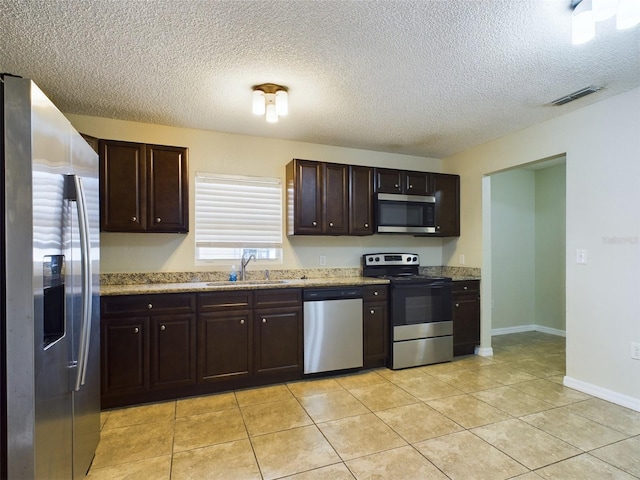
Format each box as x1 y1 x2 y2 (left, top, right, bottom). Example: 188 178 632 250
99 139 189 233
286 159 351 235
349 165 374 235
375 168 432 196
432 173 460 237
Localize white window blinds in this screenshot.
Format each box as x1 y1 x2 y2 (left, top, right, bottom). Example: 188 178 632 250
195 173 283 261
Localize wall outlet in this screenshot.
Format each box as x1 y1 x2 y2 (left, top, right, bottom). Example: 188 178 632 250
631 342 640 360
576 249 587 264
319 255 326 266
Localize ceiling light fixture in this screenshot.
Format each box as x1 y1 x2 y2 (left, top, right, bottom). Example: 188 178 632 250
572 0 640 44
252 83 288 123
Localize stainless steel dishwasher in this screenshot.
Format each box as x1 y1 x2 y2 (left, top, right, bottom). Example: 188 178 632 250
303 287 364 374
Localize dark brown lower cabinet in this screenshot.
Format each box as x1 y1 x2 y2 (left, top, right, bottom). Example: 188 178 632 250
150 314 196 389
363 285 389 368
453 280 481 356
100 293 196 408
198 310 252 383
101 316 149 396
253 308 302 376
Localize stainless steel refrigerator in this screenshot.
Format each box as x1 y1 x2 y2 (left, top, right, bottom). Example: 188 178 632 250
1 75 100 478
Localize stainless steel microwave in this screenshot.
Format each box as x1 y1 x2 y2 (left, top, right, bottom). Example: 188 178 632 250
375 193 436 234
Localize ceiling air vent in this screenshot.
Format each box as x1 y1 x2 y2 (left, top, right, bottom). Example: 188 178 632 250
550 85 603 106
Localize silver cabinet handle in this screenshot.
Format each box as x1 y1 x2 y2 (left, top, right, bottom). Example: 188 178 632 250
364 223 369 228
156 217 161 223
394 184 399 188
134 327 139 334
262 318 267 323
312 221 317 226
147 303 153 310
131 216 137 222
240 319 245 325
329 222 334 227
160 325 165 331
408 184 413 189
370 309 375 315
436 225 441 230
455 303 460 308
463 286 468 290
373 291 379 296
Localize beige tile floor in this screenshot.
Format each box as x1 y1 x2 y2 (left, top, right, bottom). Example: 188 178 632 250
88 332 640 479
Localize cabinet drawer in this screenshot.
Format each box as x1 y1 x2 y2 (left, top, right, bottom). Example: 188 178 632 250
198 290 253 312
363 285 388 302
254 289 302 308
102 293 196 316
452 280 480 295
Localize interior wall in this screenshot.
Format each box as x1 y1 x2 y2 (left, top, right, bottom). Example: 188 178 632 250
67 114 445 273
443 87 640 409
535 163 566 331
490 169 536 330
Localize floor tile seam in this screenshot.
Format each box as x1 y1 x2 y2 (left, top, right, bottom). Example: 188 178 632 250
587 446 640 479
90 453 173 473
403 443 456 479
472 416 586 467
529 451 626 476
523 403 638 442
175 404 241 419
100 417 177 432
562 401 640 437
295 390 374 424
245 435 267 480
464 427 547 473
371 407 466 445
469 386 558 416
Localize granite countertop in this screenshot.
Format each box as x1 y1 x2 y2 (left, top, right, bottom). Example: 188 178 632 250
100 276 390 296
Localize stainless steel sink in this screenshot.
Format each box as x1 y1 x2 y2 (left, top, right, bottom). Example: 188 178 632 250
206 279 293 287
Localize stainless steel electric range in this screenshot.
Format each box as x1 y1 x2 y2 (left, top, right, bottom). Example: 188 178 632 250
363 253 453 369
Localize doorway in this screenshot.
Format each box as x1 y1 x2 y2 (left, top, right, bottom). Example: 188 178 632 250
480 155 566 355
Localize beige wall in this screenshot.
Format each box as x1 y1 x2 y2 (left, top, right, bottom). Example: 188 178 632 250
67 114 446 273
490 169 536 330
535 163 566 332
443 87 640 409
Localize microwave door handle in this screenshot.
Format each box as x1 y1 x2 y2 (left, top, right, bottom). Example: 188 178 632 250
72 175 93 391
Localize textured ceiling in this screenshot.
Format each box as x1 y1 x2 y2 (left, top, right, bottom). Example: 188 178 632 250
1 0 639 158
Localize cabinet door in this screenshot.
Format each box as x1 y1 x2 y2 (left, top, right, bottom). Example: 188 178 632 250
453 285 480 356
99 140 146 232
290 160 323 234
432 173 460 236
146 144 189 233
101 317 148 395
198 311 252 382
363 302 388 367
151 314 196 389
253 308 302 376
405 171 431 196
323 163 349 234
349 165 373 235
375 168 403 193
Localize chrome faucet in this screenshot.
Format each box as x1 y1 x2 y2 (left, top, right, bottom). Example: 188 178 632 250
240 252 255 281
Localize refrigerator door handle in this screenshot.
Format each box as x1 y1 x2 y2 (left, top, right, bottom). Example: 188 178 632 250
72 175 93 391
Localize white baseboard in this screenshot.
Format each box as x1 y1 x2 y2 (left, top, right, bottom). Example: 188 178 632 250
492 325 536 336
474 346 494 357
563 376 640 412
491 324 565 337
534 325 566 337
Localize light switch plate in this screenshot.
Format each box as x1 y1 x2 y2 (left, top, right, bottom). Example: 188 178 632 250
576 249 587 264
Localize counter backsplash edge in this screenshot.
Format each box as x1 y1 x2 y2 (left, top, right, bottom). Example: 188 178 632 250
100 266 481 286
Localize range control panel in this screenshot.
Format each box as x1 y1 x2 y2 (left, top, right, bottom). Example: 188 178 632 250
364 253 420 266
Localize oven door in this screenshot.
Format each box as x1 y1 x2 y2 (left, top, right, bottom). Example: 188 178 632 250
390 281 452 327
375 193 436 234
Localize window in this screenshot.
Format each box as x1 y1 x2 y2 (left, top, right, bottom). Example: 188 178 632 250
195 173 283 262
